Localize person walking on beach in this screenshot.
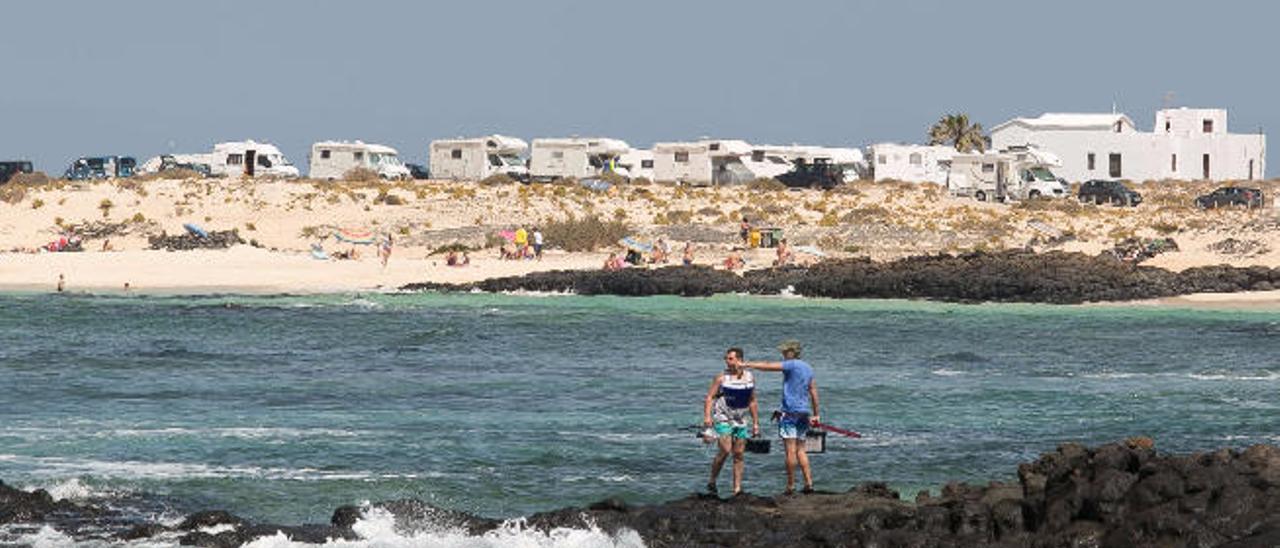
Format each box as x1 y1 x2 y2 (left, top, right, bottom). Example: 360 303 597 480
532 227 544 260
743 340 820 495
682 242 695 266
703 347 759 496
378 234 394 268
514 226 529 258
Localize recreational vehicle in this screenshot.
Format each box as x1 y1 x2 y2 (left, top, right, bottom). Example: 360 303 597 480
309 141 410 180
185 140 300 178
946 146 1069 202
618 149 654 180
528 138 631 181
0 161 33 184
652 139 757 185
428 135 528 181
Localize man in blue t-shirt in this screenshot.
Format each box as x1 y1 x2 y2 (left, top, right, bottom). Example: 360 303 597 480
744 339 820 495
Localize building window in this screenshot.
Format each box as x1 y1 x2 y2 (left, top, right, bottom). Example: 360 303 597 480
1087 153 1095 171
674 151 689 163
552 151 564 159
1171 154 1177 172
641 159 654 169
320 150 331 159
909 153 922 166
981 163 994 173
1202 154 1210 179
1109 153 1122 178
1203 119 1214 133
877 154 886 165
450 149 462 159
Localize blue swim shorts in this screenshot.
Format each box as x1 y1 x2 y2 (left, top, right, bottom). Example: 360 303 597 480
778 413 811 439
714 422 751 440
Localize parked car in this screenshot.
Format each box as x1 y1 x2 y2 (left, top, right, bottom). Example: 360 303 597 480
1195 187 1264 209
776 158 843 190
1077 179 1142 206
405 163 430 180
0 161 34 184
64 156 136 180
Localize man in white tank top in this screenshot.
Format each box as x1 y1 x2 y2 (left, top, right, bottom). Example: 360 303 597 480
703 347 759 496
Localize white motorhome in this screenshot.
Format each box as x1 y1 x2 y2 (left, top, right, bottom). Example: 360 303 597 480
618 149 654 180
429 135 528 181
946 146 1069 202
208 140 300 178
309 141 410 180
652 139 760 185
529 137 631 180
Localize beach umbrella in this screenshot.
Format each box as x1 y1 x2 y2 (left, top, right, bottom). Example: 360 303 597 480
334 228 377 245
497 230 517 242
619 237 653 253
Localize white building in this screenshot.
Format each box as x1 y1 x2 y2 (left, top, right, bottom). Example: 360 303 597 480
308 141 410 180
528 137 631 180
868 143 957 184
428 135 528 181
990 108 1266 182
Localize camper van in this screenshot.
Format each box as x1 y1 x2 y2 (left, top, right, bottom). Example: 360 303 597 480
428 135 528 181
529 138 632 181
0 161 34 184
618 149 654 180
652 139 761 185
205 140 299 178
946 146 1068 202
64 156 136 180
309 141 410 180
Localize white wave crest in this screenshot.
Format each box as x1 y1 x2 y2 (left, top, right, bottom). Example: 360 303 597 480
239 507 646 548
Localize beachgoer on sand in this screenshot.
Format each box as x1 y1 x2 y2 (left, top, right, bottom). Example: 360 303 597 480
739 218 751 244
743 340 820 495
604 253 624 271
703 347 759 496
56 274 65 293
379 234 393 268
774 238 793 267
514 227 529 258
532 227 544 260
682 242 695 266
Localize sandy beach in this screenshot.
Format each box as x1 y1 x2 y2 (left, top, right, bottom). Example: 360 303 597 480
2 175 1279 306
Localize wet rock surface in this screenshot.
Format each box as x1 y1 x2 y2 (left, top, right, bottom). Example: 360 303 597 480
403 250 1280 304
5 440 1280 546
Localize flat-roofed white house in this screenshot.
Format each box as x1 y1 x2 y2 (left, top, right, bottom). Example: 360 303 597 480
990 108 1266 182
868 143 957 184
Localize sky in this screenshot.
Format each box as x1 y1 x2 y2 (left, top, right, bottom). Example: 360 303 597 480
0 0 1273 175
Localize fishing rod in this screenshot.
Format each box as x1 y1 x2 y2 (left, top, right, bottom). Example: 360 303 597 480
813 420 861 438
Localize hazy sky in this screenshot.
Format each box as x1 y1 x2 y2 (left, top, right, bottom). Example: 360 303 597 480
1 0 1273 175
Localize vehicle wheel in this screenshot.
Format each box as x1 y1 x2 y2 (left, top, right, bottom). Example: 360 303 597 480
975 190 987 202
1094 196 1103 205
1029 190 1041 199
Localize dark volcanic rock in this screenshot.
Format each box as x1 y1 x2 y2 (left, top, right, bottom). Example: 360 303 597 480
8 440 1280 546
148 229 245 251
404 250 1280 304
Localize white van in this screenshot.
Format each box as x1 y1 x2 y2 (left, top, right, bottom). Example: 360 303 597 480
428 135 528 181
309 141 410 180
208 140 300 178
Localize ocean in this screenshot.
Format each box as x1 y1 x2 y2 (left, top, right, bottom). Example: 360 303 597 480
1 292 1278 546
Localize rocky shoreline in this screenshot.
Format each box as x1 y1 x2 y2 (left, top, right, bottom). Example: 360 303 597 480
402 250 1280 304
4 439 1280 547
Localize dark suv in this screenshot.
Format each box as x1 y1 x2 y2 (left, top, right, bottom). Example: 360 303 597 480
1195 187 1264 209
0 161 34 184
1077 179 1142 206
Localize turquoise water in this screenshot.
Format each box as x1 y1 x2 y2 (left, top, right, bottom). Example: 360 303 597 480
1 292 1278 528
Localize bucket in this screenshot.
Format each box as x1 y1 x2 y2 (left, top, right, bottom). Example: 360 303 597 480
805 430 827 454
745 438 771 454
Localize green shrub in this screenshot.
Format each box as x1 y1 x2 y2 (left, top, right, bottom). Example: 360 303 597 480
8 172 50 186
344 167 380 182
479 173 517 186
99 199 114 218
130 212 147 223
746 178 786 191
542 215 630 252
31 198 44 209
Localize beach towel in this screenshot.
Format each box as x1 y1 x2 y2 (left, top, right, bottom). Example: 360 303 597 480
333 228 376 245
183 223 209 239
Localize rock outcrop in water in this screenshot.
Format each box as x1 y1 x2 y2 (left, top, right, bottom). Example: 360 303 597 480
402 250 1280 304
5 439 1280 546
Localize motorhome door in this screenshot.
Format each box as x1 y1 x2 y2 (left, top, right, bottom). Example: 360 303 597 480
244 149 257 177
995 161 1007 198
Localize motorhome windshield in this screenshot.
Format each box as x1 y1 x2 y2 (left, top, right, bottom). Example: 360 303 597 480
499 154 523 166
1027 167 1057 181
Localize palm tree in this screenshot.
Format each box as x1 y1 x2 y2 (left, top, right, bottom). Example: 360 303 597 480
928 114 987 153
